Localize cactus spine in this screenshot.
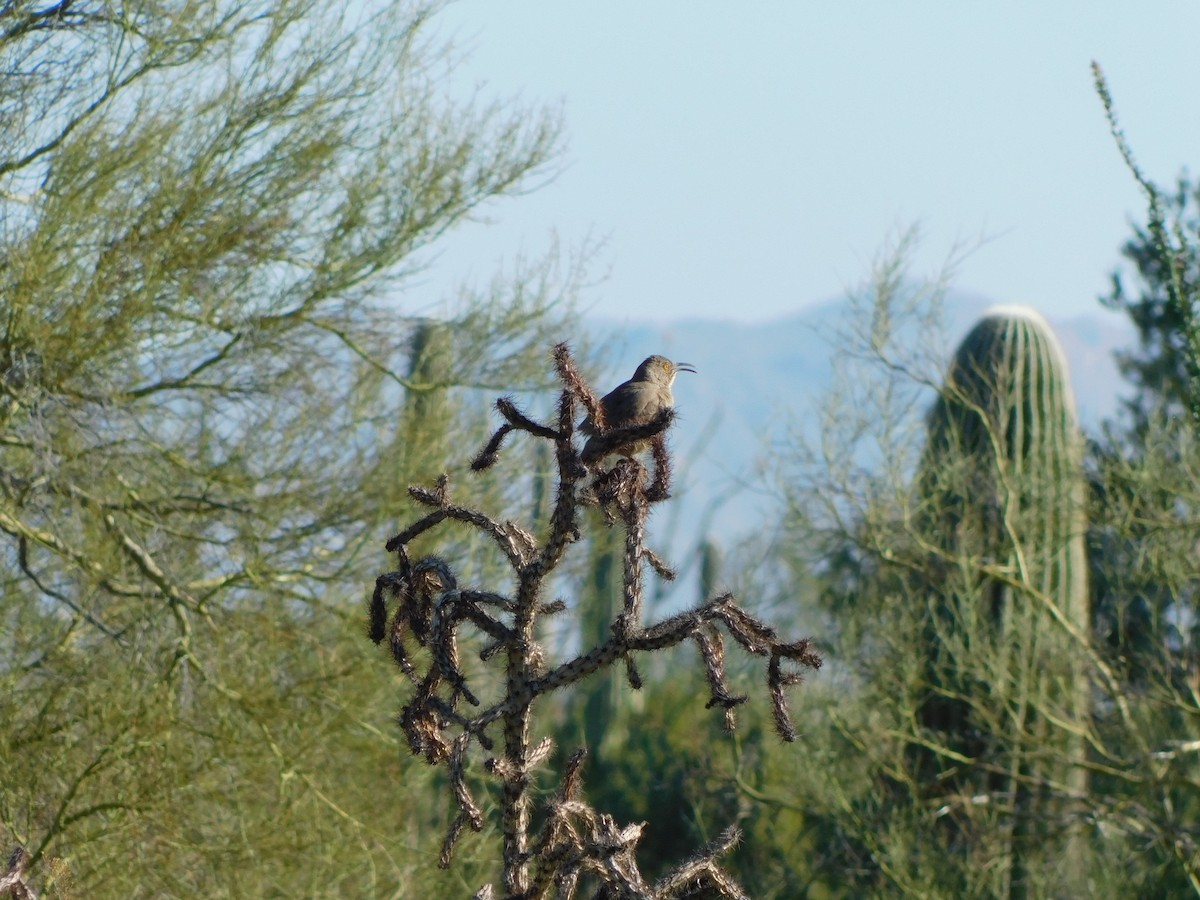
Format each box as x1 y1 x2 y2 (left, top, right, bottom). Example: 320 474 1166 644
915 306 1089 898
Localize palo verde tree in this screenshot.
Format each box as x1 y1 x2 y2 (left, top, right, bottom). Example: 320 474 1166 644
1088 63 1200 676
1078 64 1200 896
0 0 577 893
369 343 821 899
1100 172 1200 431
773 240 1100 897
777 191 1200 896
1094 64 1200 434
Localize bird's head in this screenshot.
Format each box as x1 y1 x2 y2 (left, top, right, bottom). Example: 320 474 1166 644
633 355 697 385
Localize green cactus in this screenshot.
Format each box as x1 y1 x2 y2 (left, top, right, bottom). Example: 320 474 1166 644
913 306 1089 898
699 537 723 603
398 320 455 484
577 520 629 756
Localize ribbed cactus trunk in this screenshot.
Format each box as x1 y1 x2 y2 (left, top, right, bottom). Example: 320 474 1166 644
399 320 454 484
579 516 631 756
914 306 1089 898
699 537 722 603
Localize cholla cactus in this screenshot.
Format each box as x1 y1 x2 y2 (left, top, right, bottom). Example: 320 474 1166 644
369 343 820 898
914 306 1089 895
0 847 33 899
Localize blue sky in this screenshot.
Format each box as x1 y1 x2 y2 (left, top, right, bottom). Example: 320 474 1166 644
426 3 1200 324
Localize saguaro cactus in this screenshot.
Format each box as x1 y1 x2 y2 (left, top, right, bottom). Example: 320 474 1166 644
578 518 632 757
399 320 455 484
699 537 723 604
914 306 1089 897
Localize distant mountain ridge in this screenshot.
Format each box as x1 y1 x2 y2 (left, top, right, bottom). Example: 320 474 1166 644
584 291 1137 602
593 290 1134 432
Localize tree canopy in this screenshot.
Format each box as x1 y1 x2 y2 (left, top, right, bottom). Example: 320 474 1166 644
1 0 579 892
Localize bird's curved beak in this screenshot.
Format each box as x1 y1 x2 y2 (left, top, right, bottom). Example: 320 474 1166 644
676 362 697 374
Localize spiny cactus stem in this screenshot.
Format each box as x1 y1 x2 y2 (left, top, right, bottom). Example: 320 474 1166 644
618 489 648 639
371 343 821 897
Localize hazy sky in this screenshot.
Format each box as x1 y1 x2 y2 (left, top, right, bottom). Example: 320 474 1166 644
426 2 1200 324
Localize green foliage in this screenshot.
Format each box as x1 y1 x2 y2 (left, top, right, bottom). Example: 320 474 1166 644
1083 67 1200 895
770 176 1200 895
771 241 1107 897
0 0 579 892
563 671 740 882
1100 174 1200 427
9 18 1200 897
551 653 836 899
1094 63 1200 432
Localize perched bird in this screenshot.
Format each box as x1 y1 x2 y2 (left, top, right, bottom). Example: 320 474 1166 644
580 355 695 462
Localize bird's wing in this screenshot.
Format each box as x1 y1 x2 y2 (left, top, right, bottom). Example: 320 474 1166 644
580 384 623 434
607 383 663 425
581 382 664 433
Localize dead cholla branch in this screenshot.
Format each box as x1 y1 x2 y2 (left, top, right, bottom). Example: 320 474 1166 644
368 342 821 898
526 751 750 900
472 397 563 472
552 342 603 430
496 396 563 441
0 846 35 900
579 410 675 466
646 433 673 501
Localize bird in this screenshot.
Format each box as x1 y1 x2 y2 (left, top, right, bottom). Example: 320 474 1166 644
580 355 696 463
